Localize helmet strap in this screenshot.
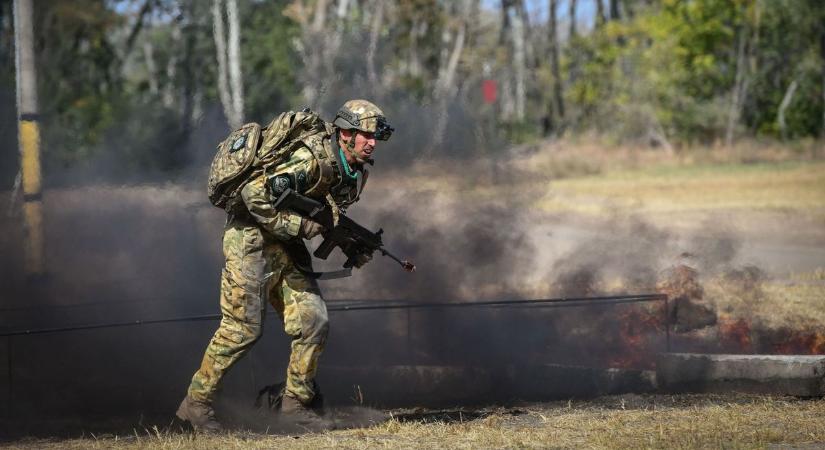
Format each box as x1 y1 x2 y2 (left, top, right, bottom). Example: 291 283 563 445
339 129 359 162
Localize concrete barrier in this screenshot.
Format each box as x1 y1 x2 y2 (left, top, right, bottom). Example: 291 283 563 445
513 364 657 399
656 353 825 397
318 364 658 407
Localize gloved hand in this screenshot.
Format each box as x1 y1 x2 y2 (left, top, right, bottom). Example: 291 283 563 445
299 218 325 239
352 252 373 268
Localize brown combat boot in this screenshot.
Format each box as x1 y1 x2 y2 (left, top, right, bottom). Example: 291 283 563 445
280 394 335 432
176 395 223 433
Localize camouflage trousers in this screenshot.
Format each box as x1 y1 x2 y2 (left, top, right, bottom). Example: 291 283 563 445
187 222 329 405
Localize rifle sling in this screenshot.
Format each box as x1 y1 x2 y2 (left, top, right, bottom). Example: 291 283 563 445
297 267 353 280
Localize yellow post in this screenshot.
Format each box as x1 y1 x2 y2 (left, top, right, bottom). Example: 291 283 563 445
19 118 44 274
14 0 44 276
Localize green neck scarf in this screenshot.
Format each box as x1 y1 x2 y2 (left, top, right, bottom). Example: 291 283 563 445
338 146 358 180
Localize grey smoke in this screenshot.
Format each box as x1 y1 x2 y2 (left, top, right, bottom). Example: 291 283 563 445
547 215 747 298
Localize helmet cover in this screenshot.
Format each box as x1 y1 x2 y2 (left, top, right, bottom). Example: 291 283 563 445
333 99 394 141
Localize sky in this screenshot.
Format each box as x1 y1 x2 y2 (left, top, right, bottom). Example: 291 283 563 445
482 0 598 29
111 0 599 31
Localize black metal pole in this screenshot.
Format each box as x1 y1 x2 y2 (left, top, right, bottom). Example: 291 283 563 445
664 296 671 352
0 314 222 337
6 336 13 419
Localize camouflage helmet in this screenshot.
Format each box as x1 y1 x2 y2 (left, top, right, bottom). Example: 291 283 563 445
333 99 394 141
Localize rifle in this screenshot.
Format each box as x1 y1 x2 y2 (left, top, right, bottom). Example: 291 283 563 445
273 188 415 272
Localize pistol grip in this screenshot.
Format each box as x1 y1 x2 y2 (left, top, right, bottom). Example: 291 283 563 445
313 236 337 260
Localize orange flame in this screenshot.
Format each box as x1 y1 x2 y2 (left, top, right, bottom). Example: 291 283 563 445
607 304 665 369
718 316 752 353
710 316 825 355
772 330 825 354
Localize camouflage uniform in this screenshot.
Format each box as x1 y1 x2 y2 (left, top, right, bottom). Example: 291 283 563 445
187 121 365 405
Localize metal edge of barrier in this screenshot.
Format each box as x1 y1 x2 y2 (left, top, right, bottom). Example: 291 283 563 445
0 294 668 337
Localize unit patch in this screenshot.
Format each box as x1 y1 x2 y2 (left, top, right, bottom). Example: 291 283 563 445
230 135 247 153
269 174 294 196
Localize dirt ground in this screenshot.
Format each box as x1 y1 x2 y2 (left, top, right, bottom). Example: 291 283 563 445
3 393 824 449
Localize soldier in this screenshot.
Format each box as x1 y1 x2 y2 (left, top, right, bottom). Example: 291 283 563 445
176 100 394 432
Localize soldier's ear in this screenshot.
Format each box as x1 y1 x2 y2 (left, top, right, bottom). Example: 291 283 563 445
339 129 353 142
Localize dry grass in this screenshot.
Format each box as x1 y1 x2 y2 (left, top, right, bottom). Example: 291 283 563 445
376 139 825 224
537 161 825 217
708 270 825 330
6 394 824 449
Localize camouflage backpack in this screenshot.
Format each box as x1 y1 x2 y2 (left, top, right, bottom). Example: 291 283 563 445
207 109 328 210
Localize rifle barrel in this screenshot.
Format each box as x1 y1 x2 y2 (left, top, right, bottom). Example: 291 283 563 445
380 247 416 272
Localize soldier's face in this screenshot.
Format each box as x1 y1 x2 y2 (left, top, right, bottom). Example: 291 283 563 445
341 129 377 164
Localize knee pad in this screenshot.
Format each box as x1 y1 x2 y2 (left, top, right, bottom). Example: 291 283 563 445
296 293 329 344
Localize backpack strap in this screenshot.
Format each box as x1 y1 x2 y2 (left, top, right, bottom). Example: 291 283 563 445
302 130 338 197
356 167 369 201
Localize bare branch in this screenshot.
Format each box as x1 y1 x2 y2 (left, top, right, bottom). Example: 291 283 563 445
123 0 154 60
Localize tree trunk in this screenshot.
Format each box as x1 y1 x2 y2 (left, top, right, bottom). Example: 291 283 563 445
226 0 244 126
123 0 153 61
366 0 385 89
646 107 673 154
544 0 565 135
324 0 349 76
163 24 181 108
500 72 515 120
211 0 233 128
569 0 577 39
725 26 748 147
311 0 328 32
622 0 634 19
777 78 798 141
821 26 825 139
336 0 350 28
498 0 514 121
514 0 537 71
609 0 620 21
179 2 198 135
438 21 465 96
595 0 606 28
142 42 159 95
499 0 511 46
429 0 469 153
511 0 526 120
408 18 422 77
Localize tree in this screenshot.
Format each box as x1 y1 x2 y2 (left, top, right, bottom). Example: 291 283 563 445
428 0 470 152
212 0 244 128
543 0 565 135
596 0 606 28
569 0 577 38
